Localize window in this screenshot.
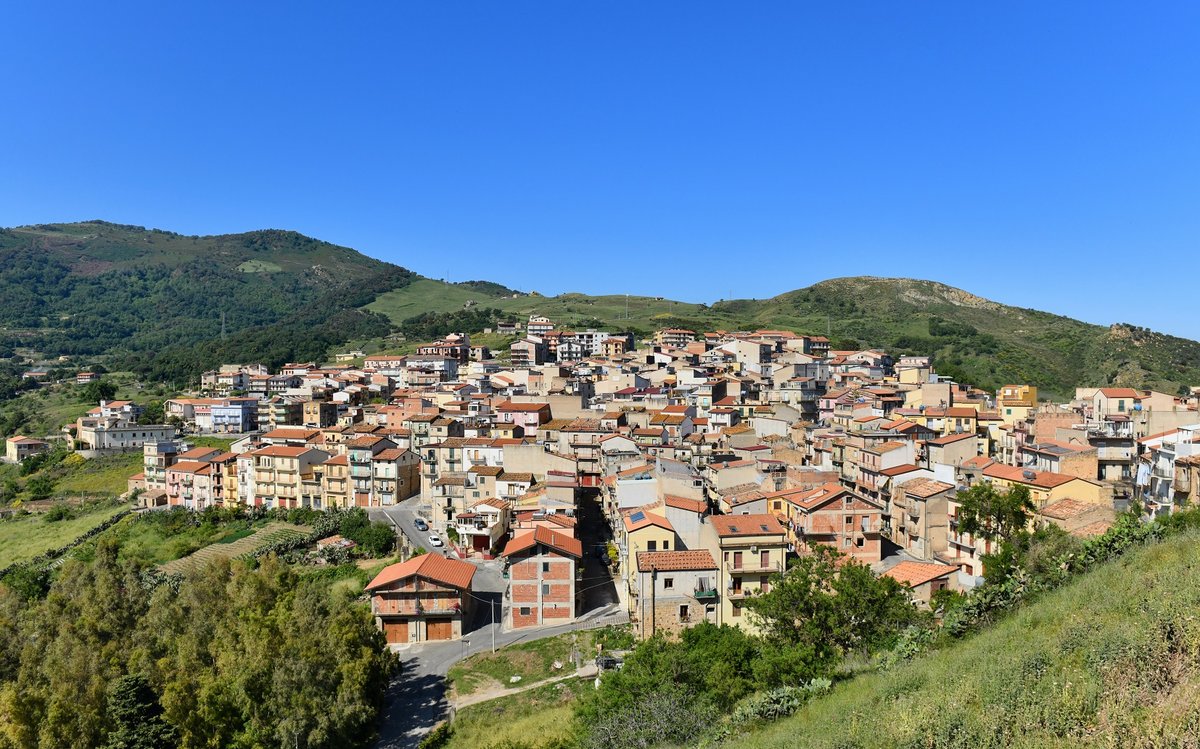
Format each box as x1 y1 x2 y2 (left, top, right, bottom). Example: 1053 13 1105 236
542 562 550 573
845 515 853 526
662 539 670 550
519 606 531 616
663 577 674 589
855 537 864 548
844 537 851 547
647 540 657 551
733 551 743 568
542 584 550 595
761 550 770 568
731 604 742 618
679 604 689 621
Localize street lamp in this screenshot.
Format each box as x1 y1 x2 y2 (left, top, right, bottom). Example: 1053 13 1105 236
461 638 470 660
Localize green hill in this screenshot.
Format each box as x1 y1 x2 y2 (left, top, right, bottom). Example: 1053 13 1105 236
719 277 1200 397
3 222 1199 396
727 529 1200 749
0 221 413 381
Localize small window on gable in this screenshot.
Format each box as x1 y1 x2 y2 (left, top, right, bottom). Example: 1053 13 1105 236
542 562 550 573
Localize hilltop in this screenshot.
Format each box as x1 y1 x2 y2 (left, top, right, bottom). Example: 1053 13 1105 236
3 222 1200 395
726 527 1200 748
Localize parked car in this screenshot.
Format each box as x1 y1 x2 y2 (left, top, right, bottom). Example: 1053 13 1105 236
428 534 444 548
594 655 619 671
414 518 429 532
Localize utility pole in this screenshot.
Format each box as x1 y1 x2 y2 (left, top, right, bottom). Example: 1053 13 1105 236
491 597 497 653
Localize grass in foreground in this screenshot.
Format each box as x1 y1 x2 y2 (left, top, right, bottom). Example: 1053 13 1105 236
448 631 592 696
727 530 1200 749
444 678 592 749
0 500 128 568
448 626 632 697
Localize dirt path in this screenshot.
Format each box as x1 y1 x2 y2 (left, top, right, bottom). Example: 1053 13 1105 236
450 665 598 710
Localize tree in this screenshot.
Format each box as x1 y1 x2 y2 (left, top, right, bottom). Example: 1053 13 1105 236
102 674 177 749
80 379 118 403
26 473 54 501
743 545 919 662
955 482 1036 541
137 400 165 425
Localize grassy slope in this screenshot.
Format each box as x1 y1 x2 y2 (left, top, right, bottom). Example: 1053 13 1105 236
0 501 128 568
728 530 1200 749
444 678 591 749
371 280 745 334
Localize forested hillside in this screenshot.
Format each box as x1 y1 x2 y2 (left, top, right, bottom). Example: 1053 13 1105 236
0 222 412 381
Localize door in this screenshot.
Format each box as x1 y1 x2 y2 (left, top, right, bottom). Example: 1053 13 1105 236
383 620 408 644
426 619 454 641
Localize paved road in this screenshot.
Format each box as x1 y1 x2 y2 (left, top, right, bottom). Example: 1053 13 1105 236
369 493 627 749
372 604 625 749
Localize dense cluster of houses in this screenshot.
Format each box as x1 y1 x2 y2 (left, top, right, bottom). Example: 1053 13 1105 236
17 314 1200 644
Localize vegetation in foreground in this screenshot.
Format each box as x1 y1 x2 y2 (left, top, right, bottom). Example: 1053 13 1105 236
728 525 1200 749
0 505 405 749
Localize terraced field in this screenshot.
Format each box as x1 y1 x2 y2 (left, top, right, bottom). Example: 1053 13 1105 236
160 522 309 574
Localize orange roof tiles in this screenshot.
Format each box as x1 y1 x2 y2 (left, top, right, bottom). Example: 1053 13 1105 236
636 550 717 572
883 561 956 588
365 553 476 591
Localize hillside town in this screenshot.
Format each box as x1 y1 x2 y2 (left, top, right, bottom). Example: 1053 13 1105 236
8 318 1200 647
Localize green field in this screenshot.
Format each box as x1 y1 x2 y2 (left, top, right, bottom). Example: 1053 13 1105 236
237 259 283 273
443 678 591 749
52 452 142 495
726 529 1200 749
0 500 128 568
0 370 165 441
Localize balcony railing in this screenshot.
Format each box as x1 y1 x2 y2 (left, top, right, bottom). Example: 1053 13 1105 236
725 559 783 574
693 587 718 600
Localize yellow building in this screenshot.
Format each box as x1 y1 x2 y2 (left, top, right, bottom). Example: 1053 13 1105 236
700 514 787 633
980 462 1106 508
622 511 677 594
997 384 1038 425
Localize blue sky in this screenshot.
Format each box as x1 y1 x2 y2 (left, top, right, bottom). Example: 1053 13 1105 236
3 3 1199 337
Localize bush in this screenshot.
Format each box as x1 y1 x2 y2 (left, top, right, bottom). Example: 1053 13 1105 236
44 503 74 522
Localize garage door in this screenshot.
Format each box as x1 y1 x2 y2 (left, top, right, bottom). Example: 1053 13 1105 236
426 619 454 641
383 620 408 644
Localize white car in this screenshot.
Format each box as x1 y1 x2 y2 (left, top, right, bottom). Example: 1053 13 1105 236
428 534 444 548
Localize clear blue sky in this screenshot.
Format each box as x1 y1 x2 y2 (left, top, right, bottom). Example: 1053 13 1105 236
3 3 1199 337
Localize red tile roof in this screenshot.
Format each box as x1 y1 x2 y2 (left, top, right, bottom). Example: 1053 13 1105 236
365 552 476 591
636 550 717 572
883 561 956 588
709 513 785 538
502 526 582 559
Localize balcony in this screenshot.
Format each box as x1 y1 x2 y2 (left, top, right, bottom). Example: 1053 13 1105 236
693 586 718 600
725 559 783 574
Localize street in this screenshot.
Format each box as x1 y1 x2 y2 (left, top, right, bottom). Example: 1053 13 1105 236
368 493 626 749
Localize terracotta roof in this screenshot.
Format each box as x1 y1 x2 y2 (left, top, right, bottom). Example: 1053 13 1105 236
365 553 476 591
502 526 582 558
636 550 717 572
1069 520 1114 538
663 495 708 513
1098 388 1140 399
926 432 975 446
884 561 956 588
903 478 955 498
709 513 785 538
879 464 922 477
250 445 313 458
982 463 1082 489
1039 498 1097 520
623 512 675 533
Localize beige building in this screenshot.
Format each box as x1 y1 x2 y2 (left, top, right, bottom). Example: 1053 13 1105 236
700 513 787 632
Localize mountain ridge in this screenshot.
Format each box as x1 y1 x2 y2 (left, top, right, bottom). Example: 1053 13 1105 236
2 221 1199 396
